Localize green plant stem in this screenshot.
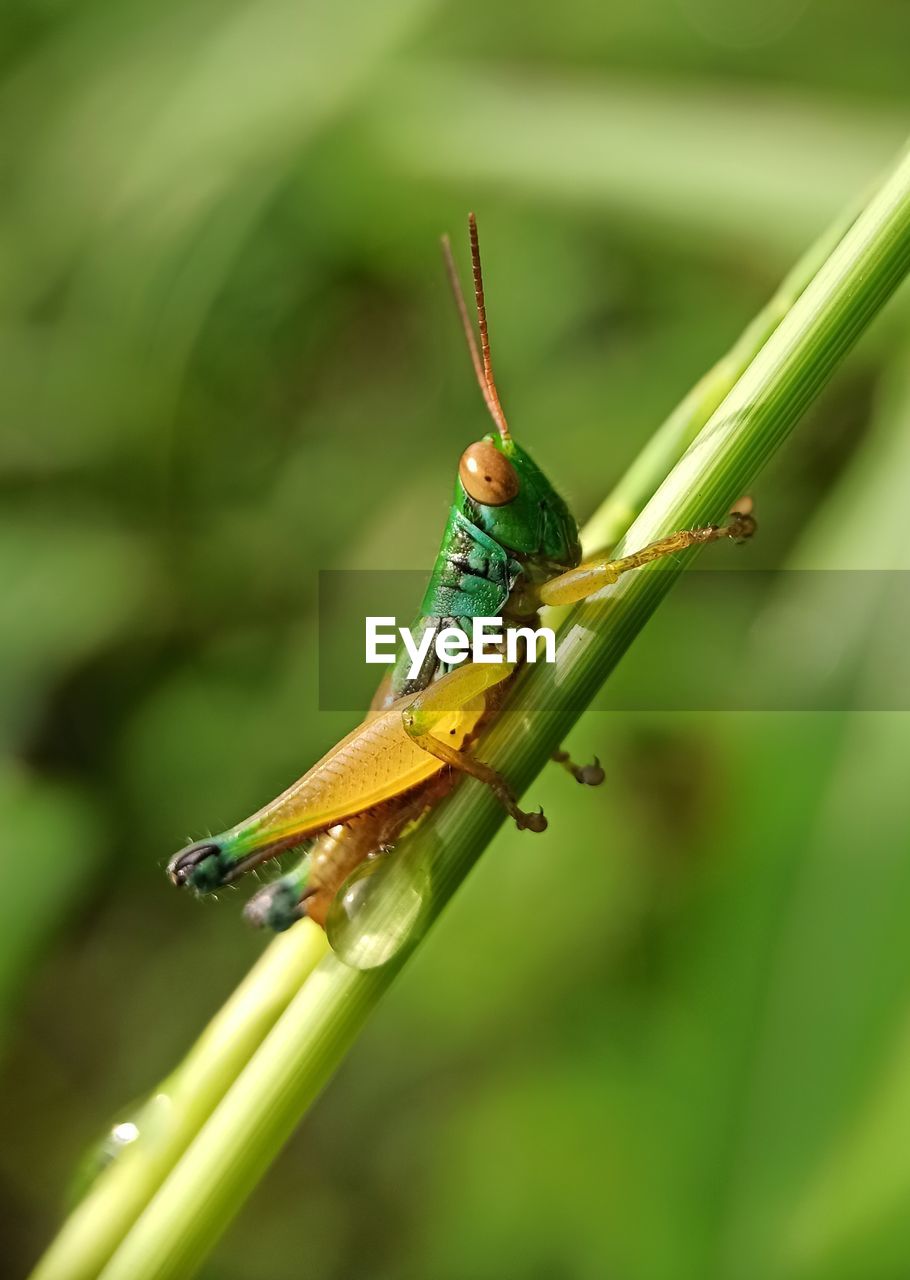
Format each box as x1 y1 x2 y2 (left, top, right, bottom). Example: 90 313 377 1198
32 142 910 1280
580 194 862 555
30 922 328 1280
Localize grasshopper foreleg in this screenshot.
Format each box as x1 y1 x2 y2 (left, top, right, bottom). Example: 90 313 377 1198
538 506 754 793
538 500 756 607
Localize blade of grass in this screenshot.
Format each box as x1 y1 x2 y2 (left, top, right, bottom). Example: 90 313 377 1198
368 64 908 258
29 922 327 1280
80 142 910 1280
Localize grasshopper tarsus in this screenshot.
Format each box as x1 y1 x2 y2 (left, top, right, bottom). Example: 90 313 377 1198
516 807 548 834
551 750 605 787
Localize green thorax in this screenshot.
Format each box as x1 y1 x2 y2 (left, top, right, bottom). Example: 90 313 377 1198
389 434 581 697
419 507 522 624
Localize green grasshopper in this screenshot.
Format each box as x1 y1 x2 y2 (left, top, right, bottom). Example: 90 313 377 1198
168 215 754 931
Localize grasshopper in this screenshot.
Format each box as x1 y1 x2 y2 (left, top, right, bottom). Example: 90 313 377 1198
168 215 754 931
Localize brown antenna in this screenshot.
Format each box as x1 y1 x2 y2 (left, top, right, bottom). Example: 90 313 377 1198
441 213 510 440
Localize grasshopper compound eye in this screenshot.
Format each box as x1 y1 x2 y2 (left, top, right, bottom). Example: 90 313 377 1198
459 439 519 506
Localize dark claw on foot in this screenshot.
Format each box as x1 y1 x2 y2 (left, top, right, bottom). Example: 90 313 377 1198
727 499 757 542
574 757 605 787
518 807 548 833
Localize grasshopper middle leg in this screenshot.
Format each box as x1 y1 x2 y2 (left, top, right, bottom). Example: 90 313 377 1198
401 660 547 832
551 748 605 786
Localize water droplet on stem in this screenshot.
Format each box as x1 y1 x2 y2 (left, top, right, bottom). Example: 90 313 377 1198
326 847 431 970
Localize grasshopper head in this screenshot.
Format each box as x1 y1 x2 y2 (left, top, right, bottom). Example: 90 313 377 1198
442 215 581 573
455 433 581 571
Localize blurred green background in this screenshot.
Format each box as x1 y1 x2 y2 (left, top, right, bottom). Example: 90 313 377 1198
3 1 910 1276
